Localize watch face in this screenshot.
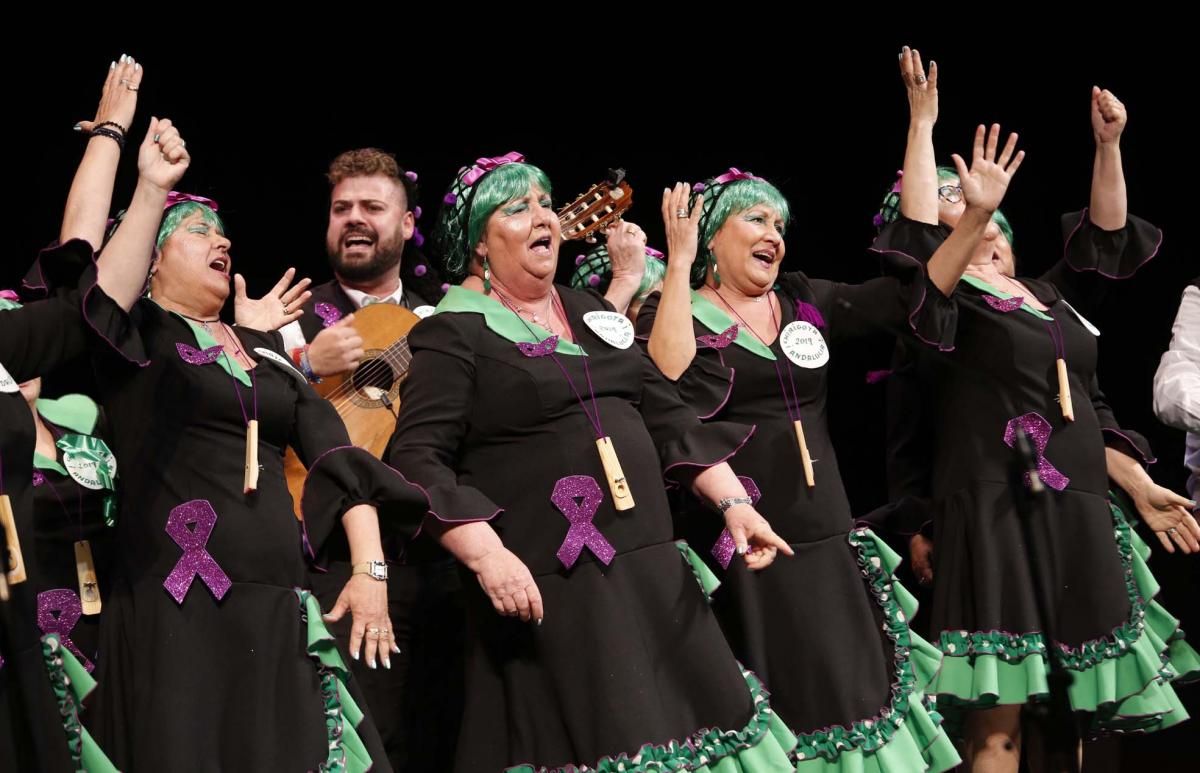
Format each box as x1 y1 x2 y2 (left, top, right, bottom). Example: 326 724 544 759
370 562 388 580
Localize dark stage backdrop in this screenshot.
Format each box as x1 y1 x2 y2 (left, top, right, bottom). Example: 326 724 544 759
8 32 1195 769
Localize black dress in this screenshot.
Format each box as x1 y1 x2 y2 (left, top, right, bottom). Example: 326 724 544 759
1 240 116 772
871 213 1198 735
80 267 430 772
635 261 960 772
386 285 797 772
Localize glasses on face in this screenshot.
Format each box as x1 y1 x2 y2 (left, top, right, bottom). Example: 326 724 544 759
938 185 963 204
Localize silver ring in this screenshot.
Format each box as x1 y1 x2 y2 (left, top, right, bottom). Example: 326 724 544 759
119 78 130 85
153 133 160 143
915 75 927 84
675 209 688 219
126 85 139 92
1169 527 1179 536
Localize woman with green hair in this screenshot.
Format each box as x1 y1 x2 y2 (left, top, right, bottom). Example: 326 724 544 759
78 116 432 771
868 47 1196 772
637 107 1024 769
387 152 798 772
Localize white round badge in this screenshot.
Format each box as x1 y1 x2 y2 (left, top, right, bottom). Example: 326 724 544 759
583 311 635 350
63 447 117 491
253 347 308 383
779 321 829 369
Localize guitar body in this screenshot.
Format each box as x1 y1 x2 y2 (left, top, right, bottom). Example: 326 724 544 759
285 303 420 518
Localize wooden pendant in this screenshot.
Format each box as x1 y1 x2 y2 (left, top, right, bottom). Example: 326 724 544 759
596 436 635 511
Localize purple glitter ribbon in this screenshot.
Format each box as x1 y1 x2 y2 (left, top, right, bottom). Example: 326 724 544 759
1003 412 1070 491
32 470 46 487
712 476 762 569
163 499 231 604
175 342 224 365
315 303 343 328
516 335 558 358
551 475 615 569
697 324 740 350
985 295 1025 313
37 589 92 671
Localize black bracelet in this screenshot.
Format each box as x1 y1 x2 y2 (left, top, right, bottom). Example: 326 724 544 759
89 127 125 151
95 120 128 135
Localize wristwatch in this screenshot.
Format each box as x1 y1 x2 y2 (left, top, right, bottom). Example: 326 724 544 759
352 560 388 581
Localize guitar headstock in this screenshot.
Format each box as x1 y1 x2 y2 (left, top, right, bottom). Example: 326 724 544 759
558 168 633 243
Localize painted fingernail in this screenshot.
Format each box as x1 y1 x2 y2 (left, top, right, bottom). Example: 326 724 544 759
351 650 359 660
383 658 391 669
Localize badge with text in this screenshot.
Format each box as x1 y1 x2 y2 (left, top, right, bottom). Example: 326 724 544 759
583 311 635 350
780 321 829 369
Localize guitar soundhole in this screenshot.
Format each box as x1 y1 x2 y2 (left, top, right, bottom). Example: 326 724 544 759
350 350 401 406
